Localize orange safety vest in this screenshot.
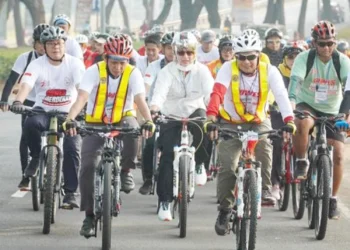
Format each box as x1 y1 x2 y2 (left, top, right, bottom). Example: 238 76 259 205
219 60 269 123
85 61 135 123
207 59 222 79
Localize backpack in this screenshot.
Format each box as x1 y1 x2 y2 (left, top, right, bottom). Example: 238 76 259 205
305 48 341 82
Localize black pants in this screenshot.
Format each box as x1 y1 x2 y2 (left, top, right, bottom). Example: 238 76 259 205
152 109 212 202
270 110 284 186
20 99 35 173
24 107 81 193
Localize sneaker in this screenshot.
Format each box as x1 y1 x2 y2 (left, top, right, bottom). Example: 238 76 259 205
195 164 207 186
62 192 80 209
24 158 39 178
121 170 135 193
80 216 95 238
215 208 231 236
271 184 281 201
139 179 152 195
158 201 172 221
262 189 276 206
329 197 340 220
295 159 309 180
18 176 30 189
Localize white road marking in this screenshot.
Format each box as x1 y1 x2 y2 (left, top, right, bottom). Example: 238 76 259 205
11 190 29 198
338 198 350 220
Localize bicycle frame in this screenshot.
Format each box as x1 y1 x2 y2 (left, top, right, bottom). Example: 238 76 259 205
281 137 297 185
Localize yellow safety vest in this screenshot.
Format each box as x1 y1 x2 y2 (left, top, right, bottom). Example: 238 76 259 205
219 60 269 123
85 61 135 124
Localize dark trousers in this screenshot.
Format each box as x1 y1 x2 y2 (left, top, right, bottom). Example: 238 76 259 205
154 109 212 202
270 110 284 186
24 108 81 193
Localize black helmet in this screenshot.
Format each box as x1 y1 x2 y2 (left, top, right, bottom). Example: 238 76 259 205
160 32 175 45
265 27 283 40
33 24 50 41
337 40 349 53
282 41 305 58
218 35 233 50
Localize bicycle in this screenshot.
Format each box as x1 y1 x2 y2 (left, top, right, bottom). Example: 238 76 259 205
208 139 220 181
293 110 342 240
78 124 140 250
150 122 160 196
218 127 279 250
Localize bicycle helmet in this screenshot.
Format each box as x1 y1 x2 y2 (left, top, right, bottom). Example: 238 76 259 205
40 26 67 44
218 35 233 49
172 31 197 71
53 14 71 26
282 41 305 58
104 35 133 59
190 29 201 41
160 32 175 45
242 29 260 38
234 34 262 53
311 20 336 40
265 27 283 39
151 24 164 35
33 24 50 41
75 34 88 44
337 40 349 53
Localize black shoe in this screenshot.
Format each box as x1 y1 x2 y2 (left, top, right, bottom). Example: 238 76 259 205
215 208 231 236
295 159 309 180
329 197 340 220
24 158 39 178
18 176 30 189
121 171 135 193
80 216 95 238
62 192 80 209
139 179 152 195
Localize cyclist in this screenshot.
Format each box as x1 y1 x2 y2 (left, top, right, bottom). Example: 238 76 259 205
196 30 220 64
0 23 49 189
75 34 94 68
53 14 83 60
149 31 214 221
61 35 155 237
204 34 295 235
270 42 305 199
337 40 350 57
262 27 284 66
289 20 350 219
91 33 108 64
207 35 234 79
10 26 85 208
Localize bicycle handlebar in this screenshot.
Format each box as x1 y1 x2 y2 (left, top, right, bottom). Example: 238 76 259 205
155 115 206 124
219 127 280 139
294 110 344 122
78 124 140 137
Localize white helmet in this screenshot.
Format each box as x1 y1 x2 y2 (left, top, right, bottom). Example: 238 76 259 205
53 14 71 26
172 31 197 71
242 29 260 39
75 34 88 44
234 34 262 53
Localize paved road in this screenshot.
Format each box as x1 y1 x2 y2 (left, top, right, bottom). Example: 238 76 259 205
1 112 350 250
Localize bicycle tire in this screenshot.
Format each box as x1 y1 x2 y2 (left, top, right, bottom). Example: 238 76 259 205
102 163 112 250
314 155 331 240
179 155 190 238
307 194 315 229
278 180 290 212
43 147 57 234
239 170 258 250
292 180 305 219
31 175 40 211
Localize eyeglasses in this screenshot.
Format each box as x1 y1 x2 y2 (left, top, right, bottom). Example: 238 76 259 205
221 48 233 53
317 41 335 47
237 54 258 61
46 40 64 47
267 40 280 44
177 51 194 56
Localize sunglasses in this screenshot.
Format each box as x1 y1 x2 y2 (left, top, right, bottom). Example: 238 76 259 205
177 51 195 56
237 54 258 61
317 41 335 47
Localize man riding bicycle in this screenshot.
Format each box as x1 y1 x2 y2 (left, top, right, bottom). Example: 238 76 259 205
11 26 86 209
204 34 295 236
289 20 350 219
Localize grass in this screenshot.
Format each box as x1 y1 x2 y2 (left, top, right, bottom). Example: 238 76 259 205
337 27 350 39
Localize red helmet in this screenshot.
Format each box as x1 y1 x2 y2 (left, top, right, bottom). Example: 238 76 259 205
311 21 336 40
104 35 133 59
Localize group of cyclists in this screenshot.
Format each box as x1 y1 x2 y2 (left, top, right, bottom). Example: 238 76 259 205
0 12 349 243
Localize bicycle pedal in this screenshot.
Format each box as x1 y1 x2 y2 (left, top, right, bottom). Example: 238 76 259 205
19 187 31 192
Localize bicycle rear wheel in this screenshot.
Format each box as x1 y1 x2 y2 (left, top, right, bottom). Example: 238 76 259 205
179 155 190 238
314 155 331 240
238 170 258 250
31 175 40 211
43 147 58 234
292 180 305 219
102 163 112 250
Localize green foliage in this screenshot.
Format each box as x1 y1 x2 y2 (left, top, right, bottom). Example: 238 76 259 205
337 27 350 40
0 47 31 81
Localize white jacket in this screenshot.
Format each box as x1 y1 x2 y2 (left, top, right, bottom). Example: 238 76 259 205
150 61 214 117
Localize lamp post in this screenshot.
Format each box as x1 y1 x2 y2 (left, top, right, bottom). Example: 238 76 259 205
100 0 106 33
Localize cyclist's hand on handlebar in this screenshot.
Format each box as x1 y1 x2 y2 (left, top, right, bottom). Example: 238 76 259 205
141 120 155 139
204 119 218 141
11 101 25 114
0 101 9 112
281 121 296 140
335 120 350 131
62 119 78 136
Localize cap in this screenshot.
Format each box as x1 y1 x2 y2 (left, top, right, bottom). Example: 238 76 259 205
201 30 216 43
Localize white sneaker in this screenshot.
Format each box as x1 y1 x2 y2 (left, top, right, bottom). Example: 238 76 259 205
271 185 281 201
158 201 172 221
195 164 207 186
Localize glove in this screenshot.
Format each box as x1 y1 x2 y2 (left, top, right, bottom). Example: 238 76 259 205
11 101 25 114
335 120 350 131
62 119 77 132
203 120 218 133
141 120 155 133
0 101 9 112
282 122 297 135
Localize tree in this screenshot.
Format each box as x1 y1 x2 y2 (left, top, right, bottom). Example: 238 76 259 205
263 0 285 25
321 0 332 20
13 0 25 46
297 0 308 39
203 0 220 28
21 0 45 25
106 0 116 25
179 0 204 30
0 0 5 12
151 0 172 26
118 0 130 32
143 0 155 25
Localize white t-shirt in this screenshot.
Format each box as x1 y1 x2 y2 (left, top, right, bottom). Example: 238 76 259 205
150 61 214 117
66 37 84 60
144 58 165 101
12 51 39 102
196 45 219 64
21 54 85 112
80 64 145 120
136 55 164 76
215 61 293 121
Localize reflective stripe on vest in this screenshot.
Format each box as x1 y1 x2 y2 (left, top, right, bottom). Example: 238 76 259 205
85 61 134 123
219 61 269 123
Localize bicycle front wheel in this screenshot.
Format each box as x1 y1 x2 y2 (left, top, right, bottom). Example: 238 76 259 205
31 175 40 211
102 163 112 250
292 180 306 219
178 155 190 238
